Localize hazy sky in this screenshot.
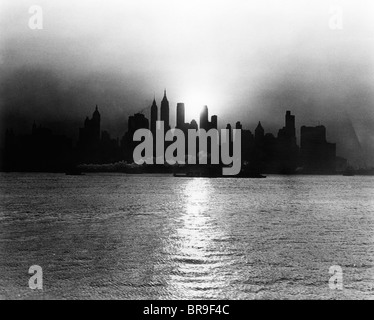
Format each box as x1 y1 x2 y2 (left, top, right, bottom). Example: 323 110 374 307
1 0 373 166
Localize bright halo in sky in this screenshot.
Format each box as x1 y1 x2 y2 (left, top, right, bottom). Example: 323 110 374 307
182 90 216 122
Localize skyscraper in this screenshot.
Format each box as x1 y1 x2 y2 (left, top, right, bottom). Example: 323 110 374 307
151 97 158 137
276 111 298 173
211 115 218 130
199 105 217 130
285 110 296 139
121 112 150 162
128 113 149 133
161 89 170 131
300 125 336 173
92 105 101 142
278 110 296 143
176 103 185 130
78 105 101 148
200 105 208 130
255 122 264 142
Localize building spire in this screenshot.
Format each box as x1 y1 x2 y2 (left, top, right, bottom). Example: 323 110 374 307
93 104 100 118
152 94 157 107
162 89 168 102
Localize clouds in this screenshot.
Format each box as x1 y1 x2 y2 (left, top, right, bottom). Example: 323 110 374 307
0 0 373 165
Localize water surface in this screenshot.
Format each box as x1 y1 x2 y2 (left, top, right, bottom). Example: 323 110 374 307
0 173 373 299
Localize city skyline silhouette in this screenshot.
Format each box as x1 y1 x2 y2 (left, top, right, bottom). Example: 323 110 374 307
1 89 355 175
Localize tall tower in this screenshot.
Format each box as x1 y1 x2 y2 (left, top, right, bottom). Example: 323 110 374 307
211 115 218 130
92 105 101 142
151 97 158 137
161 89 170 130
255 121 264 141
176 103 185 130
285 110 296 139
200 105 208 130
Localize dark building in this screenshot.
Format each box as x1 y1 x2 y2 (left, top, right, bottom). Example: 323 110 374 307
176 103 186 130
121 113 150 162
176 102 200 133
252 122 265 169
199 105 218 131
77 106 120 164
276 110 299 173
211 115 218 130
300 125 336 173
262 133 278 171
2 123 72 172
160 90 170 132
189 119 198 130
78 105 101 149
278 111 296 143
100 130 121 164
150 97 158 137
174 102 200 161
255 122 264 143
251 112 299 173
128 113 149 133
236 121 254 162
200 105 209 130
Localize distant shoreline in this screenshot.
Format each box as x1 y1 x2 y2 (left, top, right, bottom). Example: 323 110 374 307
1 171 374 176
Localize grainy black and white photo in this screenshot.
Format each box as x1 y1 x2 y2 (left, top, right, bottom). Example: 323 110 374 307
0 0 373 305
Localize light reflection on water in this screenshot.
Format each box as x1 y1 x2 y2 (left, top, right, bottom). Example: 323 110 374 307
169 178 235 299
0 173 373 300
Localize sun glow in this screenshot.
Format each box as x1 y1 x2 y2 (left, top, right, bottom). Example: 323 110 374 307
182 91 216 122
